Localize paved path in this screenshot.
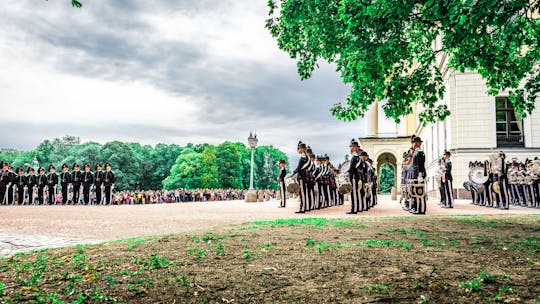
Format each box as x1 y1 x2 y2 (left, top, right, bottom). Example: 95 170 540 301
0 195 538 256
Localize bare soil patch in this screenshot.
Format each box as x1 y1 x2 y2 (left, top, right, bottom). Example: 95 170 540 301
0 215 538 303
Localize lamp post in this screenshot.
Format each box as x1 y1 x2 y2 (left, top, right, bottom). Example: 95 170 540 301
245 132 258 202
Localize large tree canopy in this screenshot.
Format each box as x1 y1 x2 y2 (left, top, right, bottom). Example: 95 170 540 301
1 136 288 191
266 0 540 124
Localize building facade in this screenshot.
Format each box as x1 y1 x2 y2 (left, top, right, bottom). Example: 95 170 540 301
360 66 540 199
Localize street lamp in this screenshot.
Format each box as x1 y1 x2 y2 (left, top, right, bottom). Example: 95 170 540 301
245 131 258 202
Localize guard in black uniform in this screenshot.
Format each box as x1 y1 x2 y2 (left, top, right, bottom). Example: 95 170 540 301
367 158 377 206
104 163 115 205
409 137 426 214
6 166 16 205
0 162 10 205
293 142 309 213
27 168 37 205
47 165 58 205
15 168 27 205
94 163 104 204
305 147 316 211
348 139 361 214
82 163 94 205
442 151 454 208
359 151 369 211
37 167 47 205
278 160 287 208
60 164 71 205
72 163 82 204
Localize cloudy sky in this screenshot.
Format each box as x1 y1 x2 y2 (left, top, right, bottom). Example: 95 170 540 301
0 0 395 162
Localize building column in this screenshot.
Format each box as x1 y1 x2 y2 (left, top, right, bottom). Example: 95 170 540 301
396 117 407 137
366 100 379 137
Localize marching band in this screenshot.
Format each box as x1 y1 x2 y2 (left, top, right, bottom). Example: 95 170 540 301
465 154 540 209
284 139 378 214
0 161 115 205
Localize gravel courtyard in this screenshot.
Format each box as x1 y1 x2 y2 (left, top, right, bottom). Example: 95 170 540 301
0 195 538 256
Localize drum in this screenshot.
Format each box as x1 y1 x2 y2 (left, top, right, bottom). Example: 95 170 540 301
492 181 501 194
337 174 352 194
469 167 489 184
339 160 351 175
471 183 485 194
530 160 540 175
285 174 300 194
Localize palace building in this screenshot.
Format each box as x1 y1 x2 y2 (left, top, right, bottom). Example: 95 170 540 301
360 68 540 198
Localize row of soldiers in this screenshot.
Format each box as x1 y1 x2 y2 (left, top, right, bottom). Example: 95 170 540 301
0 161 115 205
346 139 378 214
282 140 378 214
466 156 540 209
283 142 345 213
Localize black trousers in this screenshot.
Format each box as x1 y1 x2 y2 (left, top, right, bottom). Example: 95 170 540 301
73 184 81 204
48 186 56 205
298 179 307 212
38 187 44 205
61 185 69 204
307 183 315 211
105 185 113 204
443 180 454 208
497 177 509 209
0 186 6 204
95 185 103 204
279 180 286 207
350 177 359 213
7 186 14 204
83 185 91 205
17 187 24 205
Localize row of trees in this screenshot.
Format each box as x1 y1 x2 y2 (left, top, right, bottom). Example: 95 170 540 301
0 136 288 191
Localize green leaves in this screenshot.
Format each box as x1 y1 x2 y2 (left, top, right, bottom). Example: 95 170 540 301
71 0 82 8
267 0 540 124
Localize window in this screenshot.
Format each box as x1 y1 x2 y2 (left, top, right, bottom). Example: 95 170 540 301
495 97 524 147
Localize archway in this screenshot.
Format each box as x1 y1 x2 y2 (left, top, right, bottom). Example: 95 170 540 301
376 152 397 193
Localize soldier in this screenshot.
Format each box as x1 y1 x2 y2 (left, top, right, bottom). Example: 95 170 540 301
483 160 494 207
37 167 47 205
442 151 454 208
60 164 71 205
82 163 94 205
348 139 361 214
409 136 426 214
278 160 287 208
27 168 37 205
14 168 27 205
94 163 104 204
305 147 316 211
72 163 82 204
293 141 309 213
7 166 16 205
0 162 10 205
314 155 325 209
103 163 115 205
495 152 510 210
359 151 369 211
367 158 377 207
47 165 58 205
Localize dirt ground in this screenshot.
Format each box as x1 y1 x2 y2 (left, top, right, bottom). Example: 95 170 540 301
0 195 537 240
0 215 538 303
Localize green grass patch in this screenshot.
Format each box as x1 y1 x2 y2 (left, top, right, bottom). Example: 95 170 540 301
362 284 391 293
356 239 414 250
251 218 359 228
459 270 496 293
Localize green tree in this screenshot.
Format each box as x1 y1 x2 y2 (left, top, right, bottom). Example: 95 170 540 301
266 0 540 124
216 142 244 189
254 145 288 189
98 141 142 190
379 163 395 194
200 146 221 189
162 148 202 190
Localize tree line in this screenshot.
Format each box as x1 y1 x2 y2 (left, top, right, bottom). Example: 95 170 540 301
0 136 288 191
